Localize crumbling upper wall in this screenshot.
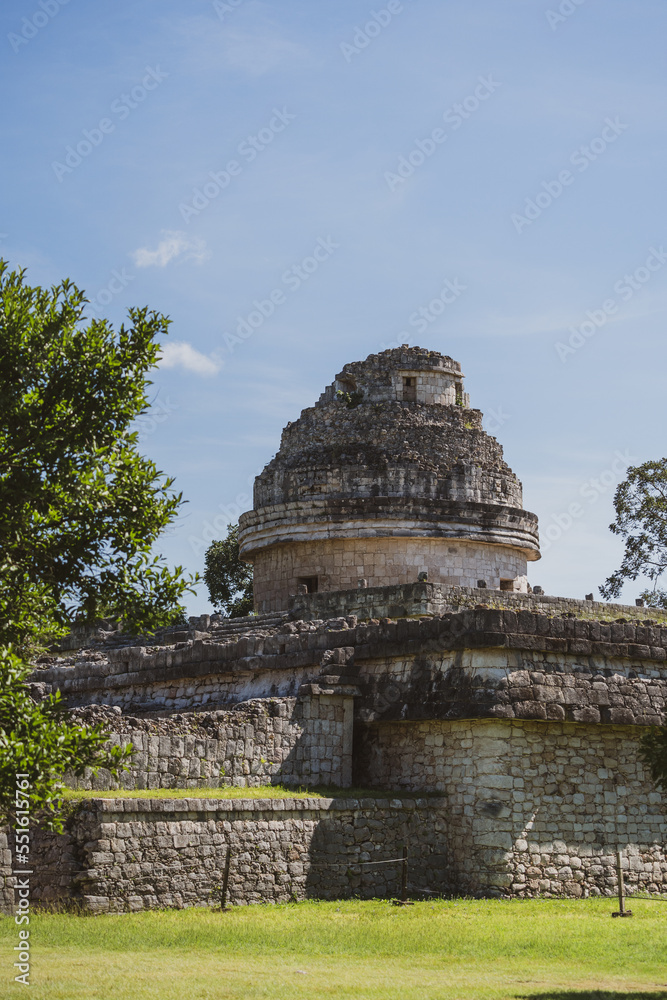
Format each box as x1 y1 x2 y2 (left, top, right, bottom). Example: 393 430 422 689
317 346 470 410
31 605 667 725
289 582 667 624
252 348 522 510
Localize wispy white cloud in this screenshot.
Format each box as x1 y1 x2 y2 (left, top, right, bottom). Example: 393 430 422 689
132 230 209 268
221 28 311 75
169 9 316 78
159 341 221 377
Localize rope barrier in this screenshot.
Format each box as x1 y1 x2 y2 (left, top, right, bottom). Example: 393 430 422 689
305 857 405 868
16 856 406 877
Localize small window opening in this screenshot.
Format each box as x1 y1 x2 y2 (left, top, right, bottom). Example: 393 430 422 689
297 576 318 594
499 579 514 592
402 376 417 401
454 381 463 405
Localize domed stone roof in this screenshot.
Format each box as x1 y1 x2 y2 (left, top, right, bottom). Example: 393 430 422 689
239 346 540 613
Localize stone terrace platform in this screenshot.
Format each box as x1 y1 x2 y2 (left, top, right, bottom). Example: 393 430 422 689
30 585 667 724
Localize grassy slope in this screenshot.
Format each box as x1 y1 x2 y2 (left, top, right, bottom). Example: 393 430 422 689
2 898 667 1000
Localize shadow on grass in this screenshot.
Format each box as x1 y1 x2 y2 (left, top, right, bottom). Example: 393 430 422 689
519 993 667 999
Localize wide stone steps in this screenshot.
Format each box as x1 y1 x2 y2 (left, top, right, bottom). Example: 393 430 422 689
206 611 290 639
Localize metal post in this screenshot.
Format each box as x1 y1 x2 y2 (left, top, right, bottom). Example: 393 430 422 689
401 846 408 903
392 845 414 905
612 849 632 918
220 846 232 911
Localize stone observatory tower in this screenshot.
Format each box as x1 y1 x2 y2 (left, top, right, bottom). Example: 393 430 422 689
238 346 540 613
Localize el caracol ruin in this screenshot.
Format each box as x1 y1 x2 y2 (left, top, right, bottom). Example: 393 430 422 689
5 345 667 912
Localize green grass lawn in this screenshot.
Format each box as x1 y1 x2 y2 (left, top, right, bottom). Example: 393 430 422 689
61 784 413 801
62 784 325 801
2 898 666 1000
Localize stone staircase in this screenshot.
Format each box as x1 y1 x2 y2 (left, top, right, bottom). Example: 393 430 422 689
68 611 292 652
205 610 290 640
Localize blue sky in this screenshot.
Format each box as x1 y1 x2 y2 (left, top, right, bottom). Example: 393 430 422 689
2 0 666 613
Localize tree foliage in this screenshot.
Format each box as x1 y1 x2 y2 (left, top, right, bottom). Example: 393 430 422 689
0 262 197 650
204 524 254 618
639 725 667 796
600 459 667 607
0 647 132 831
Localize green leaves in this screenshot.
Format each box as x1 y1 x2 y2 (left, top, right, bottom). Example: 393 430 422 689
0 646 132 831
204 524 254 618
0 262 196 650
600 459 667 603
639 725 667 795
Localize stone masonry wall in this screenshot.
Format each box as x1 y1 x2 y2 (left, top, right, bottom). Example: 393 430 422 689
387 369 469 408
66 694 354 792
0 831 12 914
357 647 667 727
31 607 667 720
289 583 667 625
2 797 449 913
355 718 667 898
253 538 528 613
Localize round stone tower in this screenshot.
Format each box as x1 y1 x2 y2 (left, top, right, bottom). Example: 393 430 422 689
238 346 540 613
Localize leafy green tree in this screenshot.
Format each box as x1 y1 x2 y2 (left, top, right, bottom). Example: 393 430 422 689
204 524 254 618
639 725 667 797
600 459 667 607
0 647 131 831
0 262 197 651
